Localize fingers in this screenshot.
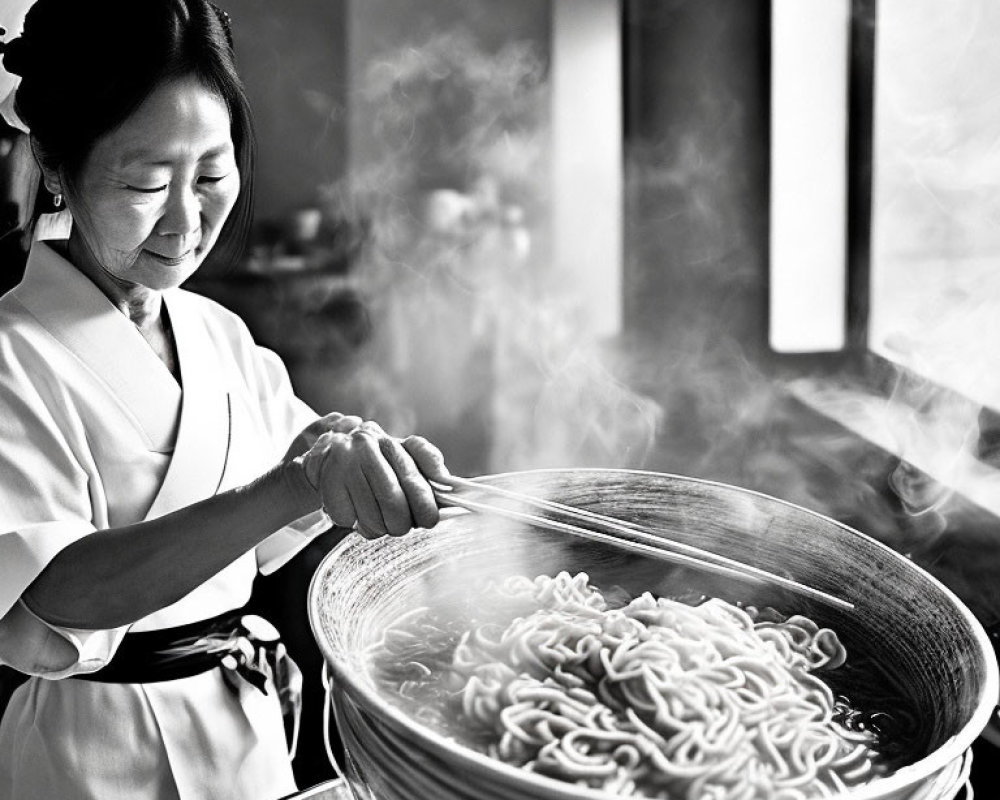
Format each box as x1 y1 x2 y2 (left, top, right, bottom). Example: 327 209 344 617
286 413 366 463
310 419 448 539
345 466 390 535
328 414 364 434
310 436 355 525
298 431 334 489
380 437 439 530
354 430 412 536
402 435 450 483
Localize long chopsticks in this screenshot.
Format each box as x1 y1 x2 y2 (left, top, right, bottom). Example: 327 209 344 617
431 476 854 612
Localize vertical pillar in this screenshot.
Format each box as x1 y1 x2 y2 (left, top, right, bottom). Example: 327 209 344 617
551 0 623 338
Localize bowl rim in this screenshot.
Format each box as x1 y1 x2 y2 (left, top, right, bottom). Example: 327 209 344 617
308 468 1000 800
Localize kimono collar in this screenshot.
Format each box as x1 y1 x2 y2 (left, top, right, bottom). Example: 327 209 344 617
12 242 234 515
12 241 183 451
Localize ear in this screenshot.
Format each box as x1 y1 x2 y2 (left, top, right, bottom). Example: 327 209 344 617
30 137 63 197
38 166 62 198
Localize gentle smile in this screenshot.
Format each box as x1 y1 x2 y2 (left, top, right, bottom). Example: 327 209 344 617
145 249 194 266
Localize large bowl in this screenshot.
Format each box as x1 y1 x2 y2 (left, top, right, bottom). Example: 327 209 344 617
308 469 999 800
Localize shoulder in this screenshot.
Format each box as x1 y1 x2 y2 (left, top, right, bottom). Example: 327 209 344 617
0 295 70 426
173 287 252 337
171 287 264 366
172 287 290 387
0 290 58 371
0 284 35 324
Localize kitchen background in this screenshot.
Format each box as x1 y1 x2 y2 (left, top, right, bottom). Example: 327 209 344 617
1 0 998 789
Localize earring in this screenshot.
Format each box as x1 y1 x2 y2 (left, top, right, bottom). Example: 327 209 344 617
52 193 63 209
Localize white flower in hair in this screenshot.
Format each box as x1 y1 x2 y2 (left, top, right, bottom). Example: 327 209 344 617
0 1 37 133
0 80 26 133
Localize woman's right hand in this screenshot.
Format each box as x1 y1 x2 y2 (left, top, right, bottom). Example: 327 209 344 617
292 417 449 539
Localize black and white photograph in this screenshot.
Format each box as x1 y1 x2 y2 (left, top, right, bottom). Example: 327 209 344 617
0 1 998 798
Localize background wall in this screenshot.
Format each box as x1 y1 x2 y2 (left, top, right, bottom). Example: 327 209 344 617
623 0 770 351
221 0 937 559
229 0 349 223
346 0 550 175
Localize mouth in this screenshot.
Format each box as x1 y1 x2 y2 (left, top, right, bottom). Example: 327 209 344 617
144 249 195 267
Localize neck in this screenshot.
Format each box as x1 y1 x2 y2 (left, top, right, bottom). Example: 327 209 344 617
61 237 163 329
121 291 163 331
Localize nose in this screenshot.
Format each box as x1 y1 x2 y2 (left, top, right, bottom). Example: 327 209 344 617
159 183 201 238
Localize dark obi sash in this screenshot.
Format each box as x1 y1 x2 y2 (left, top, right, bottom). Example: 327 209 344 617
75 608 303 754
75 608 250 683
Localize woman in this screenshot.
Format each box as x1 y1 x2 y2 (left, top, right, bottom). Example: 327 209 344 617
0 2 449 798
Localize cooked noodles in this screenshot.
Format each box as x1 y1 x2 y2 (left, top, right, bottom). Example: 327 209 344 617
369 572 894 799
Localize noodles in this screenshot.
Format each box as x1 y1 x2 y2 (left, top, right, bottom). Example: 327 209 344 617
368 572 892 800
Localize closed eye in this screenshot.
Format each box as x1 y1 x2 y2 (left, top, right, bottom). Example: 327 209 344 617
127 185 167 194
198 174 228 185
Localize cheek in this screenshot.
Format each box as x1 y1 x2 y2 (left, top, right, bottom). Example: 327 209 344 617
118 204 163 242
77 201 161 255
201 184 241 238
207 192 237 224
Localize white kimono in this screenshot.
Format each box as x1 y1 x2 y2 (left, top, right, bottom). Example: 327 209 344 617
0 242 331 800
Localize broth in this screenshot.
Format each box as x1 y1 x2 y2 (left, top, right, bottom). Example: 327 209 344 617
367 572 925 799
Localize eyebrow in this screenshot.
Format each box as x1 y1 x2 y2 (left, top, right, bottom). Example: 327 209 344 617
118 143 235 169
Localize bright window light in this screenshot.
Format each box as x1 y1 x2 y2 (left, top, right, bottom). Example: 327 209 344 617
769 0 851 353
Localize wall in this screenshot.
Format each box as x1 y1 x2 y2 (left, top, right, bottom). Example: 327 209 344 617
618 2 1000 644
551 0 623 338
623 0 770 353
228 0 349 223
615 1 784 492
223 0 777 482
345 0 550 176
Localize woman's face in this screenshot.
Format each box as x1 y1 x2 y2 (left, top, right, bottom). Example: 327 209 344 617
62 75 240 291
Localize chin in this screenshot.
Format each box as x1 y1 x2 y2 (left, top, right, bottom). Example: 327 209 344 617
136 251 206 289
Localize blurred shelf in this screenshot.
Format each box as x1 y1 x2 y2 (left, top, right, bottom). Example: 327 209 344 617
787 376 1000 521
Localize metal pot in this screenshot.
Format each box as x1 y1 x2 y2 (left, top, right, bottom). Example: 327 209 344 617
308 469 999 800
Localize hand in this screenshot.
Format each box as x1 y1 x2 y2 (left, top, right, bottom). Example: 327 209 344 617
293 418 449 539
283 412 365 462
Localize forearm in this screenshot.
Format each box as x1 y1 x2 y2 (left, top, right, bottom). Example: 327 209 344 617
23 461 319 630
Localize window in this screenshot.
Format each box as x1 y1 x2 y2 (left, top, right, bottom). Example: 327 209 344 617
769 0 851 354
870 0 1000 414
770 0 1000 517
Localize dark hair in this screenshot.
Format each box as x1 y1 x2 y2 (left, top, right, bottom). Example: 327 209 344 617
1 0 255 268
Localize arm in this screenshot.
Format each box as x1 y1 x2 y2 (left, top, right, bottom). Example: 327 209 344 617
22 419 449 631
23 460 317 630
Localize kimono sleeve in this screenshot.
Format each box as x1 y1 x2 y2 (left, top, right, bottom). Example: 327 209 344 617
249 345 332 574
0 358 128 677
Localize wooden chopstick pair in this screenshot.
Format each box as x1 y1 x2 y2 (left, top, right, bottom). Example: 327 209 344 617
430 476 854 612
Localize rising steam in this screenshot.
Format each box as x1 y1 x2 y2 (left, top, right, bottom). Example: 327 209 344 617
311 8 1000 624
323 28 661 477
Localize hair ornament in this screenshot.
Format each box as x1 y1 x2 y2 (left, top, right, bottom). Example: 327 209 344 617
209 3 233 50
0 25 27 134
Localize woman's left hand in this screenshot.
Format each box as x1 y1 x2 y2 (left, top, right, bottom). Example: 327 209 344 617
292 417 449 539
283 412 366 460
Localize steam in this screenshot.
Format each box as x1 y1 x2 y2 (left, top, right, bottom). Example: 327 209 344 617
309 7 1000 623
771 0 1000 621
324 28 661 477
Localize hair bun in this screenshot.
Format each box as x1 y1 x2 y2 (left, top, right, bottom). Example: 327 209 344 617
1 32 36 79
